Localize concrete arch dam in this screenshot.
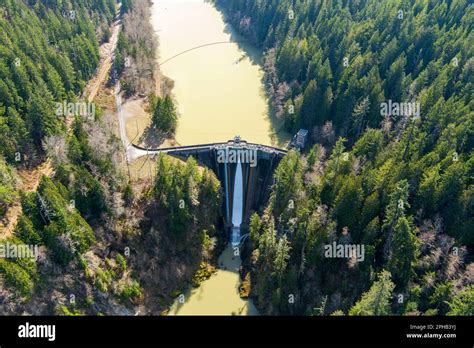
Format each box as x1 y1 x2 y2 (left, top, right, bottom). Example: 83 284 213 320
132 139 287 240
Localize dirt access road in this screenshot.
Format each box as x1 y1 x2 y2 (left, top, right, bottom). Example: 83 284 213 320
84 16 122 103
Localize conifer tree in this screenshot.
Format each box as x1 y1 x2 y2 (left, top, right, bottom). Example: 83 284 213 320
349 271 395 316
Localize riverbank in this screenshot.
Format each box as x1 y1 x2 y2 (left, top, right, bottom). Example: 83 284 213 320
114 0 176 152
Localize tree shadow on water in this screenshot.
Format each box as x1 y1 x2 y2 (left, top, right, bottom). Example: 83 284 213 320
222 23 263 66
212 4 292 147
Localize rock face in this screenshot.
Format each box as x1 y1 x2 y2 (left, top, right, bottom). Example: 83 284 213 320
239 272 251 298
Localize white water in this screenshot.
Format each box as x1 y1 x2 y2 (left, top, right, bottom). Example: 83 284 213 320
231 161 243 246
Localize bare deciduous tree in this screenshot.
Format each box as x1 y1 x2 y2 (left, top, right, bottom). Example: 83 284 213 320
42 135 68 166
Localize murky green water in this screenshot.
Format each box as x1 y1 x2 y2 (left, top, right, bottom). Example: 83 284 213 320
168 245 258 315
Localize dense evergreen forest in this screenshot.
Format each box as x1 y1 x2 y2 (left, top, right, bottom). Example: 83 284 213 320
0 0 117 164
217 0 473 315
0 0 117 226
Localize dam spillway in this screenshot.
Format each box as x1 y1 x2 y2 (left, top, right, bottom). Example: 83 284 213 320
133 138 287 236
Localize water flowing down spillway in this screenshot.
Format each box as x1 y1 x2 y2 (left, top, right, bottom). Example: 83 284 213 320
231 161 243 246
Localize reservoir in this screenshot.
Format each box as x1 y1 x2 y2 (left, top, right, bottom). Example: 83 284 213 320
150 0 278 147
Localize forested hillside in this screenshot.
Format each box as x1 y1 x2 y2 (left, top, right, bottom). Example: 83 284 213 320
0 0 223 315
217 0 474 315
0 0 117 164
0 0 117 222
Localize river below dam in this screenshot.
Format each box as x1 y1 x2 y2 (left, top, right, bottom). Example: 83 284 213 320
167 160 258 316
150 0 263 315
150 0 281 146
